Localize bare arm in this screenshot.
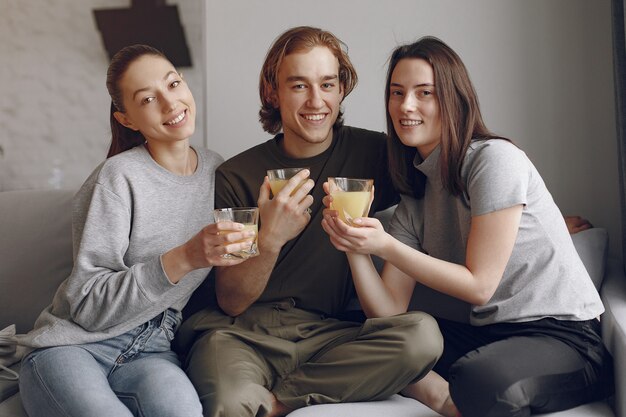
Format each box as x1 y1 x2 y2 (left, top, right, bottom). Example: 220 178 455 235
323 204 523 310
382 204 522 305
216 171 314 316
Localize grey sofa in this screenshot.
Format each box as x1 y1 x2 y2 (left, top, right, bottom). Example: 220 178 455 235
0 188 624 417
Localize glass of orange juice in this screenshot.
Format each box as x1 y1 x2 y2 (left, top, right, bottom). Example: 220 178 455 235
267 167 309 197
328 177 374 225
213 207 259 259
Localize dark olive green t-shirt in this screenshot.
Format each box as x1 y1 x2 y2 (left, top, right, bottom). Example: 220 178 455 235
215 126 399 316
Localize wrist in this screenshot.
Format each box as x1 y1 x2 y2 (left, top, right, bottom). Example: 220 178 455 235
258 229 284 255
163 245 193 283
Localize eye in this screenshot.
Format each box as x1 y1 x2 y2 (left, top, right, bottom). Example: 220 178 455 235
142 96 155 105
417 87 435 99
390 89 404 97
170 80 181 88
293 84 306 90
321 82 335 89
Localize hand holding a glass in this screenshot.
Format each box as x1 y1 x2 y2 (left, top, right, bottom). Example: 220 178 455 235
256 168 314 253
321 177 389 257
213 208 260 259
160 218 257 283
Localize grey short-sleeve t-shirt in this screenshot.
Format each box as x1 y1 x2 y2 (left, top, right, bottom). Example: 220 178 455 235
389 139 604 325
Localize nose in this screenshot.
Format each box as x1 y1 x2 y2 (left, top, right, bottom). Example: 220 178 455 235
399 94 417 113
161 92 178 113
306 87 324 109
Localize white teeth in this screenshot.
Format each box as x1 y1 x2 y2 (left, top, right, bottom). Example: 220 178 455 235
166 111 186 125
400 119 423 126
303 114 325 121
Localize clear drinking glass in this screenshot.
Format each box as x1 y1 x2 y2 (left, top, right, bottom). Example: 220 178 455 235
213 207 259 259
267 167 309 197
328 177 374 225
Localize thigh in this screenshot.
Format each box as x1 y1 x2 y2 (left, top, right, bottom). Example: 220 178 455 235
273 311 443 407
109 351 202 417
449 335 601 417
186 328 281 417
433 318 494 379
19 346 132 417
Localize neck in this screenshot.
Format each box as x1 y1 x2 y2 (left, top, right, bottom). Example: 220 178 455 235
281 132 334 159
145 141 197 176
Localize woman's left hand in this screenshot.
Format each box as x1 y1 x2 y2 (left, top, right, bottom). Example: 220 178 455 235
321 213 389 257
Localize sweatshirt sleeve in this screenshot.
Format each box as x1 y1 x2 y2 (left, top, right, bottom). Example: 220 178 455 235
58 179 175 332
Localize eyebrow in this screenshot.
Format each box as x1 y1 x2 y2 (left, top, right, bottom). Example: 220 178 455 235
390 82 435 88
132 70 178 100
285 74 338 83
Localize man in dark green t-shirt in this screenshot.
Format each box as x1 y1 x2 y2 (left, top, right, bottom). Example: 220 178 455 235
178 26 443 417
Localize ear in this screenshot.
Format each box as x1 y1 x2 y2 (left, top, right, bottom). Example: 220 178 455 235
339 83 345 101
113 111 139 131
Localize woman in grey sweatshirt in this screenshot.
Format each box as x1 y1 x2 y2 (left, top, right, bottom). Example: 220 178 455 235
17 44 255 417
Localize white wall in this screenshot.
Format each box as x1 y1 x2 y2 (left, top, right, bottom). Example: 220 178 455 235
0 0 620 259
0 0 205 191
204 0 621 259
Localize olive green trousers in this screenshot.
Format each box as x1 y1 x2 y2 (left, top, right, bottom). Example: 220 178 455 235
178 299 442 417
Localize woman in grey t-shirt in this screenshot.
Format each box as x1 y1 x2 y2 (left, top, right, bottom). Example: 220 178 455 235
322 37 612 417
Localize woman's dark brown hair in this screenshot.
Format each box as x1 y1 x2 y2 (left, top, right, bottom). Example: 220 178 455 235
385 37 504 197
105 44 167 158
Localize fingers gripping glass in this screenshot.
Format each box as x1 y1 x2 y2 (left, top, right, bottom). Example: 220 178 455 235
328 177 374 225
267 167 312 215
213 207 259 259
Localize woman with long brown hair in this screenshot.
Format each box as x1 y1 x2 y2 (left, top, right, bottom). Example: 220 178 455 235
322 36 612 417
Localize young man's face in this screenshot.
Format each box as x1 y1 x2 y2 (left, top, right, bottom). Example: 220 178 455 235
274 46 344 158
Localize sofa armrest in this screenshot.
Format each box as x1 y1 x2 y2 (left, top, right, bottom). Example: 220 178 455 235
600 257 626 417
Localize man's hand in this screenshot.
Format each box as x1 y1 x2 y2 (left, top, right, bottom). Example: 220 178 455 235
257 169 314 252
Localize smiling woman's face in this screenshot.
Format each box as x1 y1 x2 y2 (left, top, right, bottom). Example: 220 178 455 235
114 54 196 145
388 58 442 159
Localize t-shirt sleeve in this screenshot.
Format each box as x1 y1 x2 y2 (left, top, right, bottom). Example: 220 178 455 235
215 165 245 209
465 141 530 216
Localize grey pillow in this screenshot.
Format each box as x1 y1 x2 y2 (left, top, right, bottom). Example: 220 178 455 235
0 189 74 333
571 228 609 290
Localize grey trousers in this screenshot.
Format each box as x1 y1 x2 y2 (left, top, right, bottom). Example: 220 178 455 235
177 299 442 417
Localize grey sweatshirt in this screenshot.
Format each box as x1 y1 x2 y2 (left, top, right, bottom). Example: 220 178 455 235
16 145 223 348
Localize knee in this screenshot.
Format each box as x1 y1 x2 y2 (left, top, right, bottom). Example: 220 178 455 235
398 312 443 372
449 356 529 417
211 385 271 417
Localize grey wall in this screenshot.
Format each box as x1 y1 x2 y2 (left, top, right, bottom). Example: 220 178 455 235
0 0 205 191
0 0 620 259
204 0 621 259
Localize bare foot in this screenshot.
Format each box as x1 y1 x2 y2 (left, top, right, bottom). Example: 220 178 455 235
401 371 462 417
265 393 293 417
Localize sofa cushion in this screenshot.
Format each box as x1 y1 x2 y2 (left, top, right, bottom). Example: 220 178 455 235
0 189 74 333
571 228 609 290
285 394 613 417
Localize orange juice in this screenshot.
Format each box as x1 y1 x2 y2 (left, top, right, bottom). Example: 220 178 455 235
229 224 258 259
269 179 306 197
331 191 371 224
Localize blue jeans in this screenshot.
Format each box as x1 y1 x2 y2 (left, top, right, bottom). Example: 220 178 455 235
19 309 202 417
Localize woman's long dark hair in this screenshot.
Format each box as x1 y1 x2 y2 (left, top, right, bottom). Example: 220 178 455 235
385 37 505 197
105 44 167 158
